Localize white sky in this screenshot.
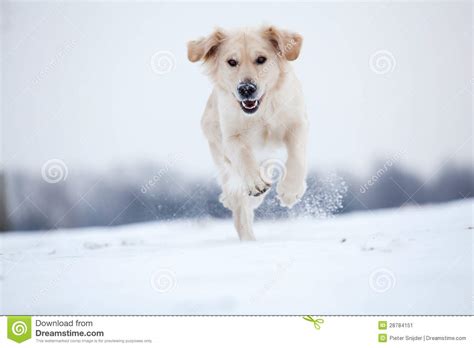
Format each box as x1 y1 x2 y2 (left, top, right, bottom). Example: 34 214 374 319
2 1 472 178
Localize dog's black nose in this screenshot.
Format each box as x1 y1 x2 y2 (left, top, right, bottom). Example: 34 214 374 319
237 82 257 99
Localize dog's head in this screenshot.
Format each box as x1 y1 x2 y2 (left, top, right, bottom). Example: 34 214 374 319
187 26 302 115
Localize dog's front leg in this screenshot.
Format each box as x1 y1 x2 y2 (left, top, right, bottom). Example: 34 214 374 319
222 134 265 241
277 121 308 208
224 134 270 197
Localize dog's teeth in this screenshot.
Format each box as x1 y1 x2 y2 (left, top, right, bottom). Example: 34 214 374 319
241 100 258 109
240 99 260 111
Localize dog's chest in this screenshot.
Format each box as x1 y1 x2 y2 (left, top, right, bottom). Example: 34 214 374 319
250 121 284 146
245 120 286 162
253 126 287 165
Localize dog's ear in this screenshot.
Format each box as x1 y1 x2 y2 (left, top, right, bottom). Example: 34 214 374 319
262 26 303 61
187 29 227 63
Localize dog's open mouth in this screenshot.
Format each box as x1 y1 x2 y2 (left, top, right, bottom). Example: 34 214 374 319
240 97 262 114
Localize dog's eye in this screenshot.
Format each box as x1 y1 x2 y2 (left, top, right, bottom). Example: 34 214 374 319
256 56 267 65
227 59 238 67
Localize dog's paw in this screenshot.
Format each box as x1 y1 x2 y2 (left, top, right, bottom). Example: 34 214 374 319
219 192 231 209
277 180 307 208
245 173 271 197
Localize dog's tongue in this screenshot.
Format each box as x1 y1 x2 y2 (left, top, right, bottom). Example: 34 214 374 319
243 100 257 108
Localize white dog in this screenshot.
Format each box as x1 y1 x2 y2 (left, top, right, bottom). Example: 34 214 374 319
187 25 308 241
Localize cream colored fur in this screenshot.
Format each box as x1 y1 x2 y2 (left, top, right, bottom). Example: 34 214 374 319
187 26 308 241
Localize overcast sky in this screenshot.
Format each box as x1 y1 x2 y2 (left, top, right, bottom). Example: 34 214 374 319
2 1 472 179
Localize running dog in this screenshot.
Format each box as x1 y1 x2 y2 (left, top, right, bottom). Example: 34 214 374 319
187 25 308 241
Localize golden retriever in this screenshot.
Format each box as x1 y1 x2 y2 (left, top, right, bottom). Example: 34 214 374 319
187 25 308 241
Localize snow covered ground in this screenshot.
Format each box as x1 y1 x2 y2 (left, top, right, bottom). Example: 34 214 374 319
1 199 472 315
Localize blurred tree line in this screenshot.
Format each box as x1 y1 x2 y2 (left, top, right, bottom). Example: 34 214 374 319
1 160 473 231
0 172 8 231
